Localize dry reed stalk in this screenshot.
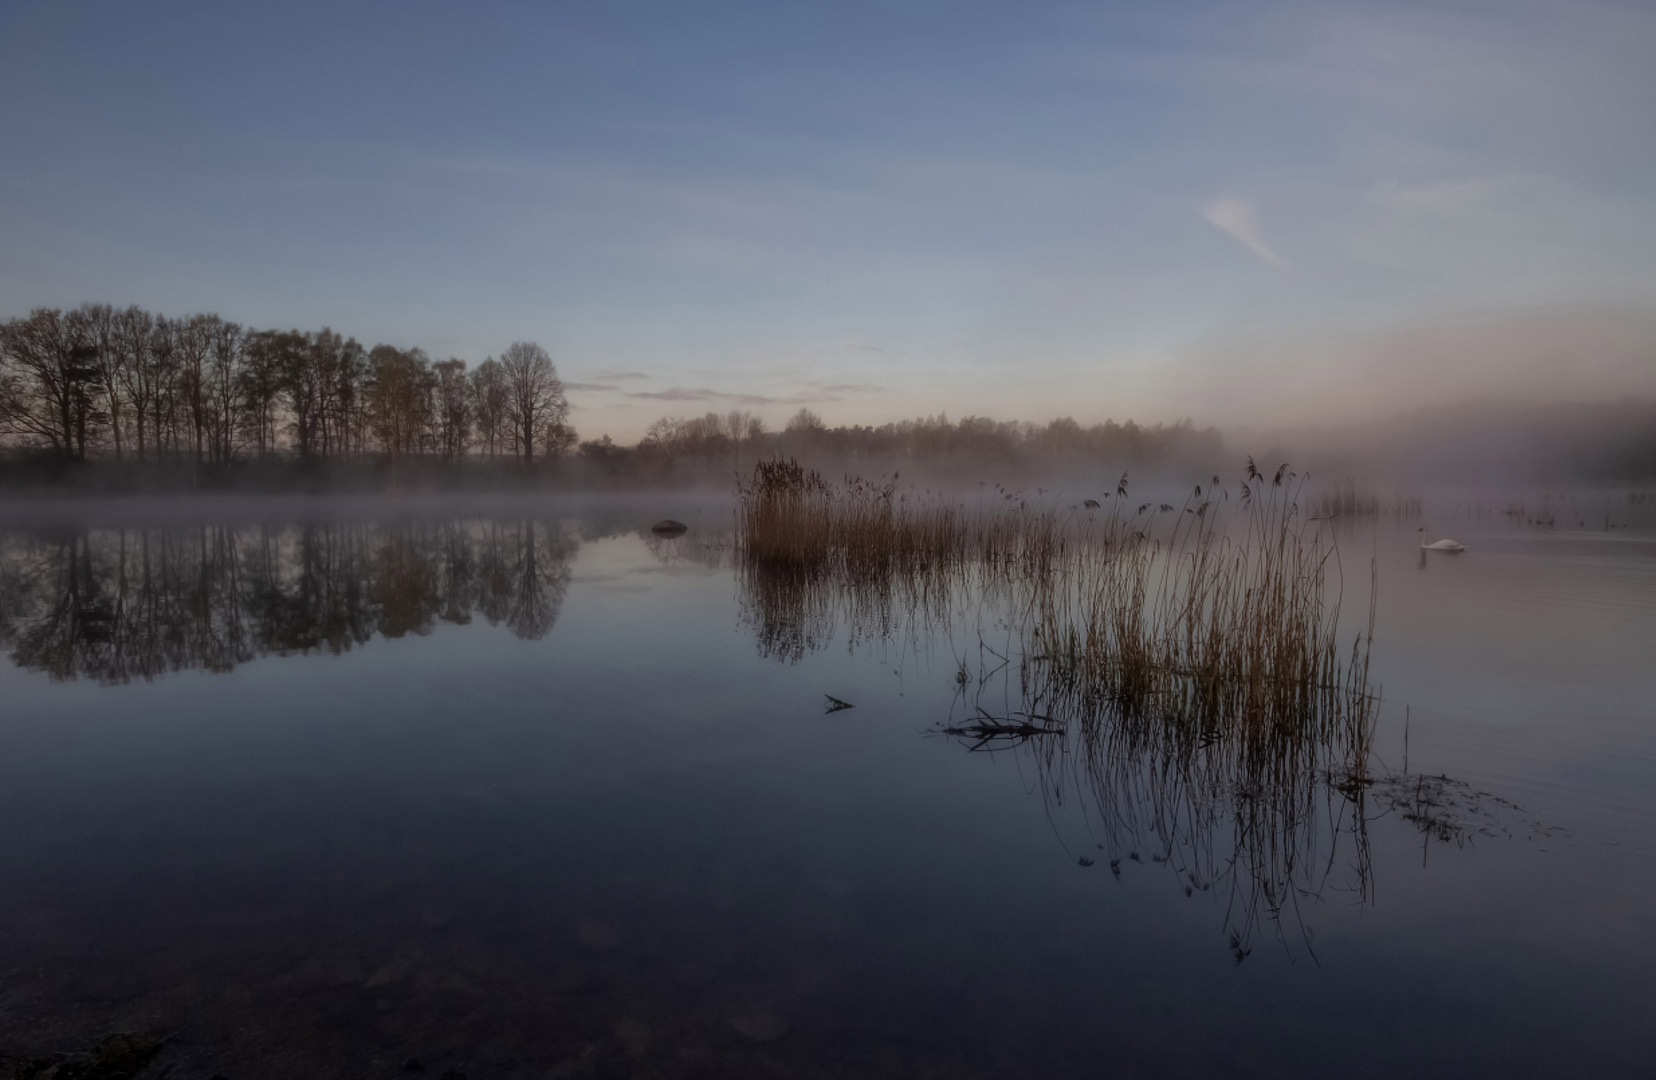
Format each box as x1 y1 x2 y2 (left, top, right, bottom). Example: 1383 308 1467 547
738 458 1376 759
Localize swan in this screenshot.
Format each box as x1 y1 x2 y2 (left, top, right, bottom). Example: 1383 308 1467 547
1417 527 1465 553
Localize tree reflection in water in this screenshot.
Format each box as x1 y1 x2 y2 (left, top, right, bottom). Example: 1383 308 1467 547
0 520 575 683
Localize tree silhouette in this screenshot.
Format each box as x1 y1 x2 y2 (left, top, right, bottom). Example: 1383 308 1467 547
498 341 570 461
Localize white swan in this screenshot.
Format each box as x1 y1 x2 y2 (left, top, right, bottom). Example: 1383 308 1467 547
1417 528 1465 553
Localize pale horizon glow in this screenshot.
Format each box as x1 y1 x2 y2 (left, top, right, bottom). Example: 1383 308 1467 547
2 0 1653 442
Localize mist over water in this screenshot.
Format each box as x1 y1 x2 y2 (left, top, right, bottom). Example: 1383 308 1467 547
0 484 1652 1077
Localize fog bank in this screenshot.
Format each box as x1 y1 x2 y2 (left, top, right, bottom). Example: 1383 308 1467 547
1253 398 1656 487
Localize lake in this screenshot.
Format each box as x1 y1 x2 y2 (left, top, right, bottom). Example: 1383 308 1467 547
0 490 1652 1079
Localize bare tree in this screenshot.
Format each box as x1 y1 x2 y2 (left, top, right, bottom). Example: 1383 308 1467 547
275 330 325 460
498 341 570 461
785 408 824 433
725 410 764 457
434 358 470 460
79 303 126 461
366 345 433 457
205 319 243 464
239 330 285 457
114 307 157 460
469 358 508 458
148 317 182 458
177 315 215 462
0 308 100 459
328 335 368 458
304 329 365 459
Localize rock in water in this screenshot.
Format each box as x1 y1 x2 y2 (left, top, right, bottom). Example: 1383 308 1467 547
651 519 689 537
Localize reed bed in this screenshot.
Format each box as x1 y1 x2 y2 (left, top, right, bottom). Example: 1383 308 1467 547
732 462 1580 957
1022 461 1375 763
1017 464 1376 953
735 458 1064 660
738 457 1380 954
735 458 1068 583
737 458 1377 757
1308 482 1422 519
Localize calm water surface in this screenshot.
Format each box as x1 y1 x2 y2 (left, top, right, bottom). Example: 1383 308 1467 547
0 496 1652 1078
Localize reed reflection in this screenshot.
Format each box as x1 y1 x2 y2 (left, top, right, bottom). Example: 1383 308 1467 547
942 665 1374 962
730 460 1564 957
0 519 575 683
733 463 982 662
735 459 1391 957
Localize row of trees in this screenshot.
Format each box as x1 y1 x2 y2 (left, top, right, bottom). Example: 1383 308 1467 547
0 305 574 464
767 409 1223 466
636 410 768 458
1 303 1223 486
604 407 1222 475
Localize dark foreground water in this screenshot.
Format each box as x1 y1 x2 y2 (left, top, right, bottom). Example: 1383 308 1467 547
0 494 1652 1078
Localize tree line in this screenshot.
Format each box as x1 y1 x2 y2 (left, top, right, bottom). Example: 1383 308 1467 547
0 305 573 464
589 407 1223 479
2 302 1228 488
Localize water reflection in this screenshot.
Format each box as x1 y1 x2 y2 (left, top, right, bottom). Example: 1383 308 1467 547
0 511 1568 969
641 524 941 664
0 510 1628 1073
0 520 575 683
739 558 944 663
735 550 1558 961
943 663 1374 962
722 492 1564 962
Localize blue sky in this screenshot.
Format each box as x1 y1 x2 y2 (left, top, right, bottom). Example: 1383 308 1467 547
3 0 1653 439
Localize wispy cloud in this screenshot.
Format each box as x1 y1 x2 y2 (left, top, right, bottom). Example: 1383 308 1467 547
626 386 836 406
565 370 652 392
1201 196 1288 267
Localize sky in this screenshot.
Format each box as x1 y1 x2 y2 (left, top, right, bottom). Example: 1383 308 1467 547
2 0 1654 441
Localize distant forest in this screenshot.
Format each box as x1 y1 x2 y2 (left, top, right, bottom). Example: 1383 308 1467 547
0 304 1223 490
